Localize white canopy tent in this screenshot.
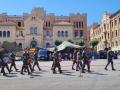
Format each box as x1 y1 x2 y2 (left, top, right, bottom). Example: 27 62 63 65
47 41 83 52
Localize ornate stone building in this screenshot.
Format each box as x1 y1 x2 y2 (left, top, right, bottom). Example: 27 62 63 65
90 10 120 51
0 7 87 49
110 10 120 51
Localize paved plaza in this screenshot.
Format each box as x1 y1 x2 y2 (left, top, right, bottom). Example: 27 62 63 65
0 59 120 90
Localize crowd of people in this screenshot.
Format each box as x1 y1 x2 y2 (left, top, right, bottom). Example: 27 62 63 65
0 46 117 76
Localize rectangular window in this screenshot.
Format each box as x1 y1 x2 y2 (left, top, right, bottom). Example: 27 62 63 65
79 22 81 28
74 31 78 37
82 22 84 28
111 21 113 27
34 27 37 35
115 20 117 26
19 31 24 37
46 31 49 36
80 30 83 37
74 22 76 28
30 27 37 35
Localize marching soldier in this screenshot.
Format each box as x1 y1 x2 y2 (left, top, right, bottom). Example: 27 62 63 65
10 52 19 72
52 48 62 74
27 52 34 73
0 47 6 76
33 51 41 71
20 50 31 75
82 47 92 73
72 49 77 70
0 47 10 75
105 47 116 71
76 49 83 71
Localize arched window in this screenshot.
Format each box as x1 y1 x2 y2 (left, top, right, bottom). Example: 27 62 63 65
46 42 50 48
19 43 22 49
18 22 21 27
0 31 2 37
116 41 118 47
3 31 6 37
116 30 118 37
58 31 60 37
65 31 68 37
61 31 64 37
108 33 109 39
7 31 10 37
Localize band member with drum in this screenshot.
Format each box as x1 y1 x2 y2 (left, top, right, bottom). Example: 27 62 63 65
52 48 62 74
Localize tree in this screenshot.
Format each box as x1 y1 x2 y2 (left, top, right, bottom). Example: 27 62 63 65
67 39 74 43
54 40 62 46
90 39 99 48
77 39 85 46
2 41 17 51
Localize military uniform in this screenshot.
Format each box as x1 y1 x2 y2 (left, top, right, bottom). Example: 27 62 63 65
76 51 83 71
20 52 31 75
82 49 92 73
72 50 77 70
52 50 62 74
10 53 19 72
33 52 41 71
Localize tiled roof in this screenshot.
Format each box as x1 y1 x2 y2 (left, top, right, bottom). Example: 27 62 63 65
0 20 16 26
110 9 120 18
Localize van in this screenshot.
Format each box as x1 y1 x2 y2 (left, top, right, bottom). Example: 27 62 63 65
37 49 48 60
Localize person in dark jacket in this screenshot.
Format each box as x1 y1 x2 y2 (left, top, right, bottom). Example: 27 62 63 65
10 52 19 72
105 47 116 71
52 48 62 74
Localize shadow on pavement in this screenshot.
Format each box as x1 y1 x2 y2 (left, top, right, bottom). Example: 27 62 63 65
4 75 18 78
62 73 76 76
30 74 41 78
62 70 74 74
89 71 108 76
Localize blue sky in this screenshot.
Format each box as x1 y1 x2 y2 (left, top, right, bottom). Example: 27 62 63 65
0 0 119 25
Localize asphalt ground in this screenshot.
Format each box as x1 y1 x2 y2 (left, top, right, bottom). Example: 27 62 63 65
0 59 120 90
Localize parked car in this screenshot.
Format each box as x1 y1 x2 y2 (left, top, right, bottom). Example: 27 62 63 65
99 50 107 59
37 49 49 60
